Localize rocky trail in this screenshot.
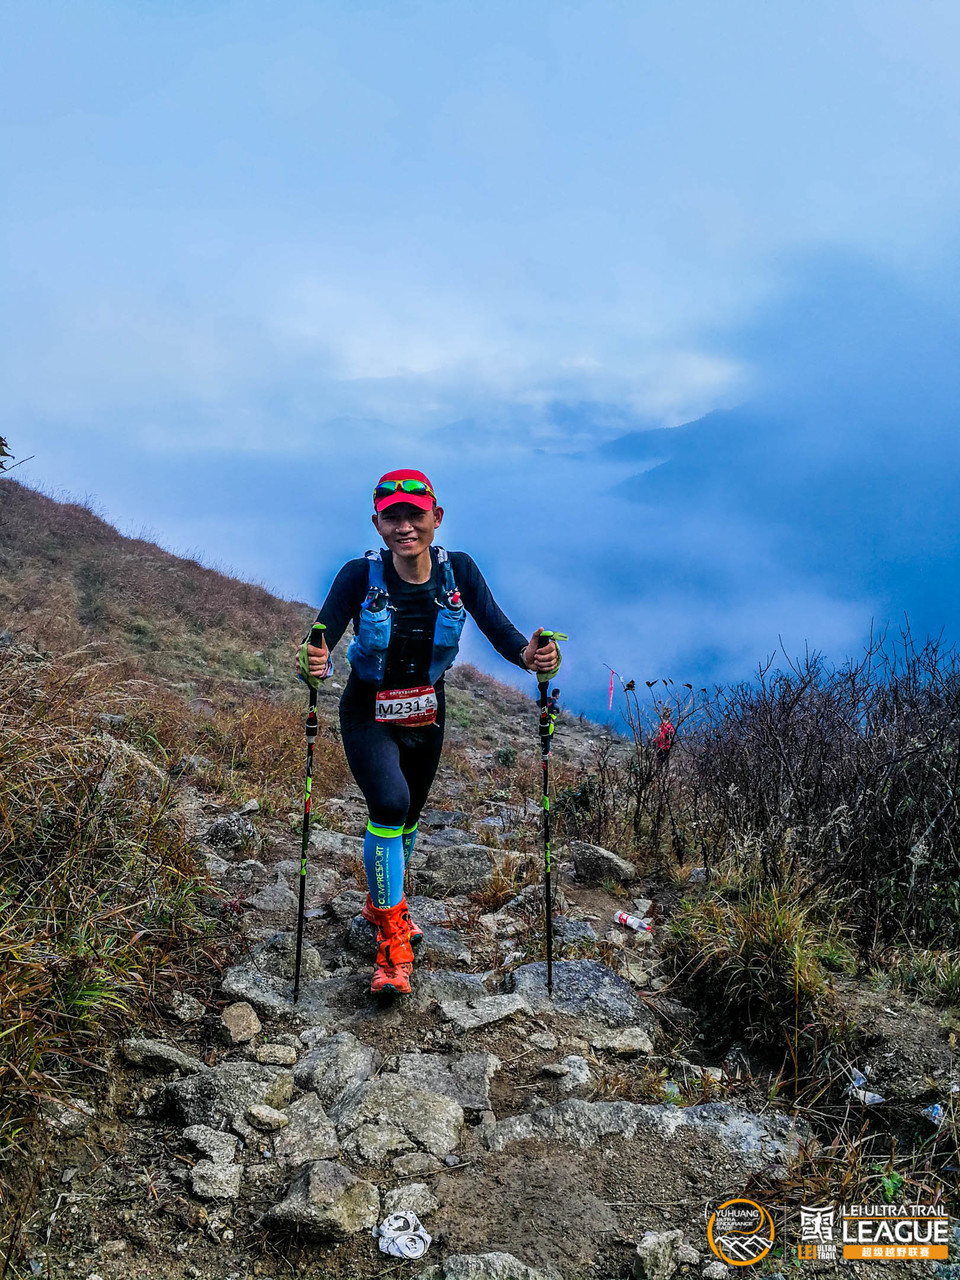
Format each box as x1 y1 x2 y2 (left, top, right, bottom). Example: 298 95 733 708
13 702 956 1280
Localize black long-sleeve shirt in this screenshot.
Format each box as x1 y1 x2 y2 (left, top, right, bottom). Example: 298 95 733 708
314 549 528 688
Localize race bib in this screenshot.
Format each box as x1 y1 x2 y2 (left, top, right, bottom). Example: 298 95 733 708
375 685 438 727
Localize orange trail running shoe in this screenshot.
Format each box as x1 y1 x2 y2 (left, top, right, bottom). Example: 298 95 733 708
367 900 415 998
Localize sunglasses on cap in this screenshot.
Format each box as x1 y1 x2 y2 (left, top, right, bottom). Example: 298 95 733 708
373 478 436 502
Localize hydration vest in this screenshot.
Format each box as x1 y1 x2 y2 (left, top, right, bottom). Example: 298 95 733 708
346 546 467 688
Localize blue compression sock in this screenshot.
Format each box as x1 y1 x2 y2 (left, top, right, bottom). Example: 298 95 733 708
401 822 418 866
364 821 405 909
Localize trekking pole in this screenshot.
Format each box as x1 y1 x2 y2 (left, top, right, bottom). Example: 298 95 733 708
294 623 326 1003
536 631 567 997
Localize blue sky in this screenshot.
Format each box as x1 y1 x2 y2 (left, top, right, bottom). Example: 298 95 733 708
3 1 960 721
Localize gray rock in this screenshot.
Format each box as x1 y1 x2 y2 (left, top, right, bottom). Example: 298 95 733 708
261 1160 379 1239
422 925 471 963
420 1254 559 1280
392 1151 443 1178
249 875 299 915
341 1122 414 1163
328 890 367 921
309 829 365 859
633 898 654 917
40 1097 95 1136
255 931 326 981
166 1062 293 1127
417 844 497 895
509 960 656 1029
635 1229 700 1279
382 1182 439 1218
191 1160 243 1199
395 1052 500 1112
419 808 468 828
528 1032 558 1051
221 1001 262 1044
247 1104 289 1131
239 798 260 814
407 895 457 925
220 962 361 1022
172 753 213 779
237 858 269 877
206 813 257 850
205 851 231 877
255 1042 298 1066
483 1100 810 1166
169 991 205 1023
421 826 476 847
346 914 379 955
294 1032 380 1106
183 1124 238 1164
120 1039 206 1074
275 859 341 902
542 1054 593 1095
274 1093 340 1169
588 1026 655 1057
439 993 530 1033
566 840 638 885
330 1076 464 1158
552 918 597 943
701 1263 731 1280
688 867 707 884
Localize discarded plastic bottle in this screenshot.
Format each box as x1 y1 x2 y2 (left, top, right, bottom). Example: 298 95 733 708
615 911 652 933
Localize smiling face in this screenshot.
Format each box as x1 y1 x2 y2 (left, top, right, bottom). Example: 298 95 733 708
372 501 444 562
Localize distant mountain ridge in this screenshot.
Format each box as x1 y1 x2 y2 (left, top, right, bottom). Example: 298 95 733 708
0 479 314 685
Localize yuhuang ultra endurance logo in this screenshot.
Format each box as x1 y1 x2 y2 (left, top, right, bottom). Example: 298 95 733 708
707 1199 777 1266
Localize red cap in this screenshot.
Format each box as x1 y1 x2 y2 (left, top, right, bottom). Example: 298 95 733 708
373 468 438 513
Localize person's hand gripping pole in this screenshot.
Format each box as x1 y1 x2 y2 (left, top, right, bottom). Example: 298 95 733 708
535 630 567 997
294 623 326 1002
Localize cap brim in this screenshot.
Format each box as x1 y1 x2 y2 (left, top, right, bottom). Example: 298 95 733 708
374 492 436 513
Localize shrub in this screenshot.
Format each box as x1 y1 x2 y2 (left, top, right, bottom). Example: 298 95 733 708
665 887 854 1050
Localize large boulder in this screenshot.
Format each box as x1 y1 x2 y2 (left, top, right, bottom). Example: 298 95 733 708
395 1052 500 1112
483 1099 810 1166
166 1062 293 1128
509 960 657 1030
329 1076 464 1159
439 993 530 1033
274 1094 340 1169
416 844 497 895
261 1160 379 1239
293 1032 381 1106
565 840 638 885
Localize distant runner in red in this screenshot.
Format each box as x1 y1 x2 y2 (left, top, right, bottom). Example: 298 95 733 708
296 469 561 999
654 709 675 765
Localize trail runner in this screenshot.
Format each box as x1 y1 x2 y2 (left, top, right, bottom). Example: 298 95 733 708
296 469 561 998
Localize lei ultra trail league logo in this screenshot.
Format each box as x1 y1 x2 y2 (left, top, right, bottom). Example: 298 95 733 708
708 1198 952 1266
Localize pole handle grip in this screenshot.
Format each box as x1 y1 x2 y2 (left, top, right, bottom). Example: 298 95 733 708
309 623 327 647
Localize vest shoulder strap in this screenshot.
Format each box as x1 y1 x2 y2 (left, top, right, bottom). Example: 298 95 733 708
433 546 456 593
364 549 386 592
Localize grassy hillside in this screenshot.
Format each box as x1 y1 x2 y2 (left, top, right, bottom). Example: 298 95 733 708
0 479 314 685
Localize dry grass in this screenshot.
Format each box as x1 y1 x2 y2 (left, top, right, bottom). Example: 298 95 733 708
0 643 349 1188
